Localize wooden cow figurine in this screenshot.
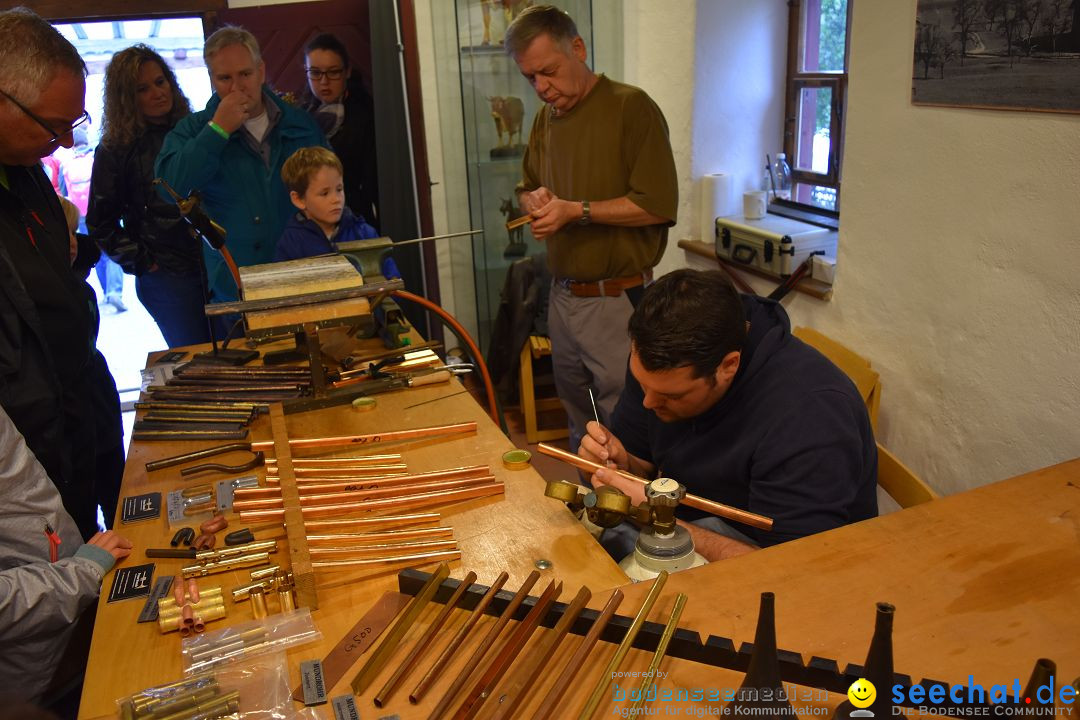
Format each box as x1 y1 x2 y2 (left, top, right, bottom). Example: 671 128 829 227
488 96 525 148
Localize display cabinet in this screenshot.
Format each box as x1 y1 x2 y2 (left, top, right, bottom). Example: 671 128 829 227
453 0 593 351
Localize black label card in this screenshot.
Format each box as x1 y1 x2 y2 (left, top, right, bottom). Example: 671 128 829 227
108 563 156 603
121 492 161 523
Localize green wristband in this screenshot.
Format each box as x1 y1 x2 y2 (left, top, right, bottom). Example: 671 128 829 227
207 120 230 139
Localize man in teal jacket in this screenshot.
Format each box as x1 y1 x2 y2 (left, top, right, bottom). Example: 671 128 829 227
156 26 326 306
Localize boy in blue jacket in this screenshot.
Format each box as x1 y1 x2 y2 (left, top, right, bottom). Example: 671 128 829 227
276 146 378 261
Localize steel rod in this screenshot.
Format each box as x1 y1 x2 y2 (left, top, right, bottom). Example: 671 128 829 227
145 443 254 472
250 421 477 451
237 482 503 521
628 593 688 716
579 572 669 720
490 585 593 720
373 571 478 708
536 442 774 530
408 571 509 704
349 562 451 695
426 570 540 720
451 579 564 720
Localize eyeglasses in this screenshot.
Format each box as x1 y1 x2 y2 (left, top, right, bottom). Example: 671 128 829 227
306 67 345 82
0 87 91 143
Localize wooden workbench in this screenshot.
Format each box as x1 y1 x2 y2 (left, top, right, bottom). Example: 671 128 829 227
77 350 627 719
80 347 1080 718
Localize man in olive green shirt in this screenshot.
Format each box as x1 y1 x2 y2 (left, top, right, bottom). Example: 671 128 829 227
507 5 678 451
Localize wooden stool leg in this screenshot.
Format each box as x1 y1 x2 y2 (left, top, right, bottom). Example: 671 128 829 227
520 341 540 444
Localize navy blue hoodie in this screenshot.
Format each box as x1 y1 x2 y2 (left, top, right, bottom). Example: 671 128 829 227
275 206 377 262
612 295 878 547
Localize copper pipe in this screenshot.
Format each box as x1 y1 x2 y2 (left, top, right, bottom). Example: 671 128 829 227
262 465 490 489
266 464 409 477
350 563 452 695
311 549 461 570
373 571 477 708
628 593 688 716
490 585 593 720
265 454 404 466
531 589 625 720
304 513 441 531
409 571 509 704
308 527 454 544
580 572 669 720
309 539 457 556
250 421 477 452
451 579 563 720
238 482 504 521
232 476 497 511
263 471 411 486
426 570 541 720
536 442 774 530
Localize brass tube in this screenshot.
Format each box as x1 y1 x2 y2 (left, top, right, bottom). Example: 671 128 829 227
311 549 461 570
158 598 225 619
307 526 454 544
232 476 496 511
237 482 503 521
231 579 273 602
250 421 477 451
188 629 269 662
536 442 774 530
134 683 219 716
194 540 277 561
372 571 477 708
309 539 457 556
579 572 669 720
350 562 452 695
628 593 688 716
131 676 213 707
158 587 223 608
531 589 625 720
249 565 281 581
408 571 509 704
249 587 268 619
277 581 296 612
158 603 226 633
450 579 564 720
426 570 541 720
152 690 239 720
134 401 262 413
490 585 593 720
181 552 271 578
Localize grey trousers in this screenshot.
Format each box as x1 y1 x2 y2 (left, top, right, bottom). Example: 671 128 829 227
547 282 636 452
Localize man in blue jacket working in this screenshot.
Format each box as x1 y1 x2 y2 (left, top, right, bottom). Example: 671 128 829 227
579 269 878 562
156 26 325 307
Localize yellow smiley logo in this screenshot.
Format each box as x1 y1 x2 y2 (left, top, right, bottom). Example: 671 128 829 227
848 678 876 709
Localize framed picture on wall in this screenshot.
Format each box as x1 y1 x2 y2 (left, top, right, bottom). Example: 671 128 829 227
911 0 1080 113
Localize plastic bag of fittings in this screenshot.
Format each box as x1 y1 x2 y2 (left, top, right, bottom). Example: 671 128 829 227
117 653 311 719
181 607 322 674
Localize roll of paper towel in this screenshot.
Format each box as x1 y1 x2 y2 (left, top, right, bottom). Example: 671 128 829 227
700 173 734 241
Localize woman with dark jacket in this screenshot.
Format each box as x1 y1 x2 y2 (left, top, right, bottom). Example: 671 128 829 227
87 45 209 347
303 32 381 231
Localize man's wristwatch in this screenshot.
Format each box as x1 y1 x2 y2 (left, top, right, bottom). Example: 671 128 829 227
578 200 591 225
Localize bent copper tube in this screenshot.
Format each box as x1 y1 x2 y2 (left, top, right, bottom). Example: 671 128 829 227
491 584 593 720
531 588 625 720
237 482 504 521
181 452 265 477
249 421 478 452
536 442 775 530
451 579 564 720
426 570 542 720
409 571 510 704
311 548 461 570
232 476 497 511
373 570 477 708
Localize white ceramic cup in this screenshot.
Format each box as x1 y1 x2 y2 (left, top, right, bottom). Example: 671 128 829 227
743 191 767 220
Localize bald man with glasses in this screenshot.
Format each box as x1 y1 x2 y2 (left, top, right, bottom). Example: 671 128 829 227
0 7 124 540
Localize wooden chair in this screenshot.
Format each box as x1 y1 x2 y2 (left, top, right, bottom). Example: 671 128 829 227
792 326 938 507
518 335 569 444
